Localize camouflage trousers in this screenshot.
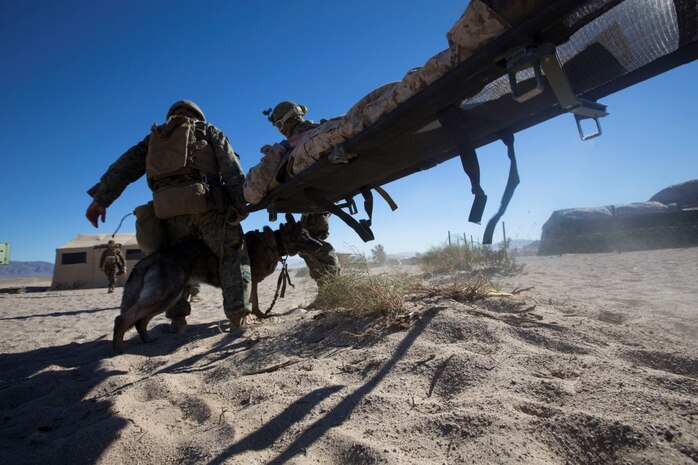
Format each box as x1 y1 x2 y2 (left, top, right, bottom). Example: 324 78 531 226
299 212 340 283
103 264 119 289
163 209 252 320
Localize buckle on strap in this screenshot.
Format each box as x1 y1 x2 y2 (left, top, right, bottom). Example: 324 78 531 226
304 188 374 242
506 43 609 141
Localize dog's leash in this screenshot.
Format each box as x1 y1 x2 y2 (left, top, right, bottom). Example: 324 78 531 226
111 212 134 237
265 256 294 315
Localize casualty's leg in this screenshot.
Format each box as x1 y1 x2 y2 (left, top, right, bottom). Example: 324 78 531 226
200 211 252 328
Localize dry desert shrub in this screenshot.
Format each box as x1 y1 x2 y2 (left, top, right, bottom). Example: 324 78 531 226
419 242 523 275
315 270 409 317
412 273 496 304
316 255 505 318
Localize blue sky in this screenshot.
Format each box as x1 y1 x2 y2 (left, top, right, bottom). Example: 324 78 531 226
1 1 696 262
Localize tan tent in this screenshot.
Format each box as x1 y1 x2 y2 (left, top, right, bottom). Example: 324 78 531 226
52 234 145 289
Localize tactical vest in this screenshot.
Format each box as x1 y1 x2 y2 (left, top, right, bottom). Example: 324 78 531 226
146 115 220 219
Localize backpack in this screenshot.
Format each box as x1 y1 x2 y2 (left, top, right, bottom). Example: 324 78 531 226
146 115 195 180
146 116 220 219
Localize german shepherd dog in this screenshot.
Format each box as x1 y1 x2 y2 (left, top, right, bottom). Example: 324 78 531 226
112 213 322 353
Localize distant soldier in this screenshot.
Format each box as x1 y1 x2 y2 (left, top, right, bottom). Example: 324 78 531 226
99 240 126 293
86 100 252 331
266 101 341 284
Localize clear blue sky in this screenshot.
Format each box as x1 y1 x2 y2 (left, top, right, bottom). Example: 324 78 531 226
1 1 696 262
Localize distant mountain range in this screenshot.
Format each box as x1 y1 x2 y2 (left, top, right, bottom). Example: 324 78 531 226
0 261 54 278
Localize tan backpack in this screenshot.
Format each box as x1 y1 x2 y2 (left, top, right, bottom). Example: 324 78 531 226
146 115 219 219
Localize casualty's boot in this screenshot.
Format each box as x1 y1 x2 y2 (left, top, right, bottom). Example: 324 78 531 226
170 315 188 334
225 309 250 329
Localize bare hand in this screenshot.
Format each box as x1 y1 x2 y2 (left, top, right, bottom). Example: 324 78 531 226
86 200 106 228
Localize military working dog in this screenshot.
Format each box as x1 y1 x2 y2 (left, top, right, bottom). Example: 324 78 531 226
112 214 322 353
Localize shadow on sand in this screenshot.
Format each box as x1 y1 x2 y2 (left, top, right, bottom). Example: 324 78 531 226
1 304 441 465
206 306 443 465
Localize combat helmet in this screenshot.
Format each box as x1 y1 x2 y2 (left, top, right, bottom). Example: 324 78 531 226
167 100 206 121
264 101 308 130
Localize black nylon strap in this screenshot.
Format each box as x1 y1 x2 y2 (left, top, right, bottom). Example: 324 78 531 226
266 259 294 315
374 186 398 211
438 107 487 224
360 186 374 227
483 131 520 245
304 188 375 242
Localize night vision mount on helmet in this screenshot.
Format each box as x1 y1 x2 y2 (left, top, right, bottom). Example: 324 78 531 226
263 101 308 130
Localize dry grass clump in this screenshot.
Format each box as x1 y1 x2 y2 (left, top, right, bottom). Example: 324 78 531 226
315 257 505 319
419 242 523 275
314 260 533 339
315 271 409 317
412 273 496 304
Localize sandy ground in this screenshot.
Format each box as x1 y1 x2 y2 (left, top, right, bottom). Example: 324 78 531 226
1 248 697 465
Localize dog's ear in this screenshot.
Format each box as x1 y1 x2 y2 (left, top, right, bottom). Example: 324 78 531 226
285 213 295 225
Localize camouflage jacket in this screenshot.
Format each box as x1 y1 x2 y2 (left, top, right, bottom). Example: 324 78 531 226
243 119 321 205
289 119 319 138
99 247 125 269
87 120 246 208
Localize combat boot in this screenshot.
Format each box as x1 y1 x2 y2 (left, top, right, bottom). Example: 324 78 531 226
170 316 188 333
108 286 115 293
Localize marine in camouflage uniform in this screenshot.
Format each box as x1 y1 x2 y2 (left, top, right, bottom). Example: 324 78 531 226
86 100 252 331
268 101 341 283
99 240 126 293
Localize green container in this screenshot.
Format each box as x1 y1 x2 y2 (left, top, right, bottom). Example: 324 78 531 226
0 243 9 265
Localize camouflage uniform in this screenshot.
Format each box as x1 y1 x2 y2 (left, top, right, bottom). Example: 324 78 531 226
99 243 125 292
282 117 341 283
88 104 251 323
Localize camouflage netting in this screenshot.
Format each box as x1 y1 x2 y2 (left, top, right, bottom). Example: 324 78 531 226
538 186 698 255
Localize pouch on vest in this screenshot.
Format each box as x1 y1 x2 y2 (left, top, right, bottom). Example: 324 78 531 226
146 115 195 180
134 202 166 254
104 256 116 265
152 181 209 220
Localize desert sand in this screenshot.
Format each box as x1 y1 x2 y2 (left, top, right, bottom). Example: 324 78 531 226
1 248 697 465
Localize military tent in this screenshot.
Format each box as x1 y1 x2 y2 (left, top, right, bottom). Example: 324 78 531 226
51 234 145 289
